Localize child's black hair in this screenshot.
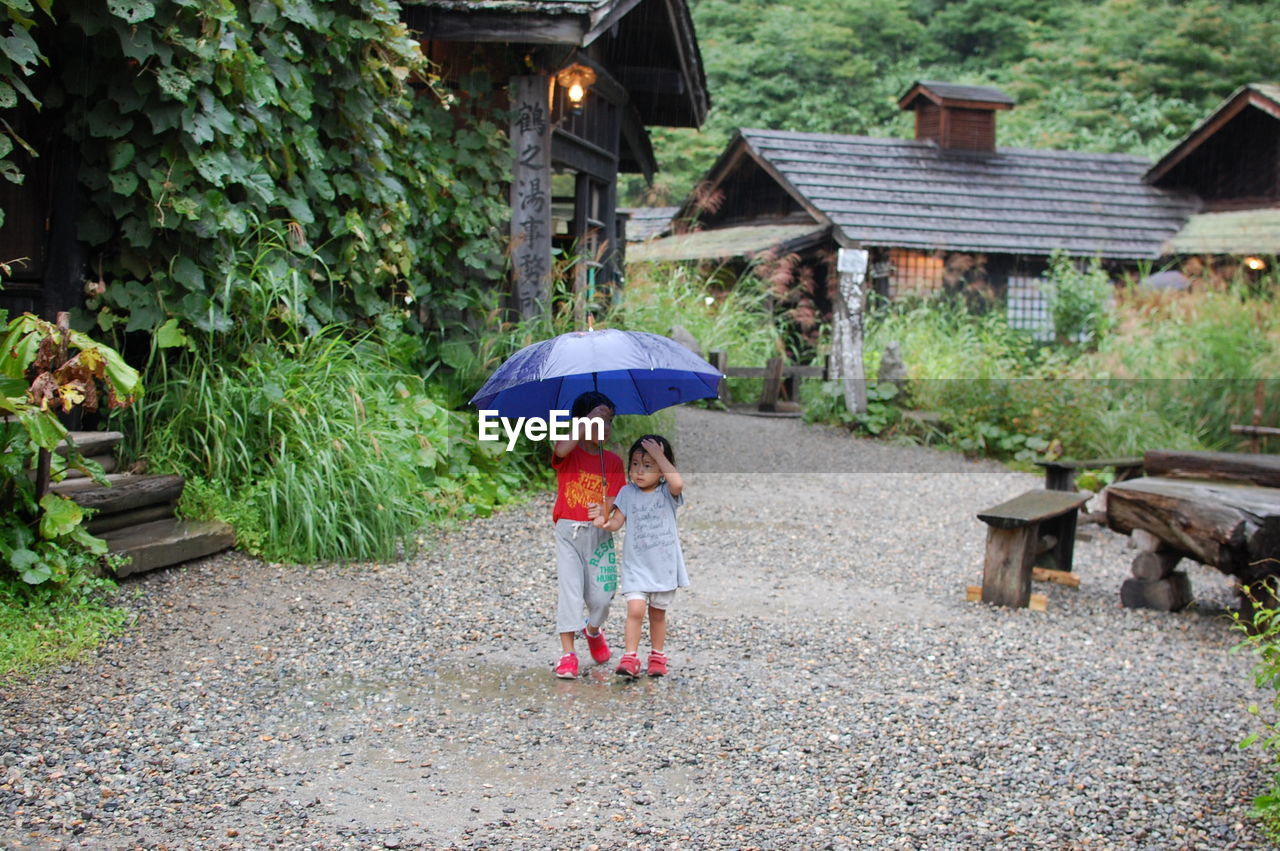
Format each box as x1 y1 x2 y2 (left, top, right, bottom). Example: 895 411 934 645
628 434 674 467
570 391 616 419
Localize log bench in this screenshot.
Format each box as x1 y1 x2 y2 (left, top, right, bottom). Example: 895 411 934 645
1105 450 1280 611
977 489 1091 608
1034 456 1144 492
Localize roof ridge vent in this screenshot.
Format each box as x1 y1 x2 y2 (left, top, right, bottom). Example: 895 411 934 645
898 80 1014 152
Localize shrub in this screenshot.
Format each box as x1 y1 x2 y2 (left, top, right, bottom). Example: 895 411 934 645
0 313 139 677
1041 250 1115 346
1232 579 1280 842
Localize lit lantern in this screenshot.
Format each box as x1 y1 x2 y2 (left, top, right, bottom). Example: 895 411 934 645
556 64 597 115
1244 256 1267 271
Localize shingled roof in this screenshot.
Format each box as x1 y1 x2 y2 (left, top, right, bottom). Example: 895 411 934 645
406 0 709 127
716 129 1198 259
620 206 679 241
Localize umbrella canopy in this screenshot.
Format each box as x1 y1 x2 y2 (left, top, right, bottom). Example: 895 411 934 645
470 328 723 419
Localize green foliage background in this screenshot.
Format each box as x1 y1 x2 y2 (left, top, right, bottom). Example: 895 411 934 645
629 0 1280 203
2 0 509 354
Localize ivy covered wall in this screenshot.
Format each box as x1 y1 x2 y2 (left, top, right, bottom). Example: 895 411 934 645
0 0 510 356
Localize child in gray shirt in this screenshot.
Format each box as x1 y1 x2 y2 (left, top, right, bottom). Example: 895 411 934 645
589 435 686 678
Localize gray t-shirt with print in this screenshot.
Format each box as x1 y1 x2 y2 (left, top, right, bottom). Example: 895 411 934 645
614 481 688 594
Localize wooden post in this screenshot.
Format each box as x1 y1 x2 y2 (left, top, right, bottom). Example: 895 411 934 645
833 248 868 414
709 350 730 403
759 357 783 412
1251 378 1265 453
510 75 553 320
981 524 1038 608
1037 509 1080 573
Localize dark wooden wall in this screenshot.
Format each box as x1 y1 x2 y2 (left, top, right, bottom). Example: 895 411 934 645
1159 107 1280 208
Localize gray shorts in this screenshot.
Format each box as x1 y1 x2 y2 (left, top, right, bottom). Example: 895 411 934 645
554 520 618 634
623 590 677 610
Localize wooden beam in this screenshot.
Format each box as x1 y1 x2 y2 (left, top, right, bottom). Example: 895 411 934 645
59 474 185 516
758 357 784 412
406 8 586 45
551 129 616 181
1143 449 1280 489
584 0 645 45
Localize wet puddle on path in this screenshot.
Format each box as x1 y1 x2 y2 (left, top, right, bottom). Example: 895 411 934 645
268 655 696 843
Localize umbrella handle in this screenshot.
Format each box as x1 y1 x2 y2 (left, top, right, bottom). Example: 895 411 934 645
599 445 609 516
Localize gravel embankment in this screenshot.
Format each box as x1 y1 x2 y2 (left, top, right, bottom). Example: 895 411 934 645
1 406 1272 849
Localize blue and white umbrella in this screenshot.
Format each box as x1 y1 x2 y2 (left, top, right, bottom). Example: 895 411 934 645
470 327 723 419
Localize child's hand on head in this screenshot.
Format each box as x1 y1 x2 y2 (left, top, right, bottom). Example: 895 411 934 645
640 438 664 462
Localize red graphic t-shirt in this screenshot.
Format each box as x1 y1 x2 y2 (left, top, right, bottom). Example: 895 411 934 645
551 444 625 523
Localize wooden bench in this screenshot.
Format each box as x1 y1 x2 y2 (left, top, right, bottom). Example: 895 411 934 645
1034 456 1144 492
707 351 827 414
977 489 1091 608
1106 450 1280 611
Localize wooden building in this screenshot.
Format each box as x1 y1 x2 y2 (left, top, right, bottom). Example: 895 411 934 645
1149 83 1280 267
406 0 708 318
643 81 1209 337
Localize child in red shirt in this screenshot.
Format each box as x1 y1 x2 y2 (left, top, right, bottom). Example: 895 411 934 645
550 391 625 678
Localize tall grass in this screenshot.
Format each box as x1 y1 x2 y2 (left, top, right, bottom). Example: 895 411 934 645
138 332 461 562
854 285 1277 461
125 221 523 564
612 262 784 364
1078 283 1280 446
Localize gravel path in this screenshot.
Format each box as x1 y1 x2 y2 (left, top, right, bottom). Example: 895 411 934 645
2 406 1272 849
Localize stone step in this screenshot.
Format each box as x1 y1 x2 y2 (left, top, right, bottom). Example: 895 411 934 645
57 430 124 458
53 474 185 515
102 518 235 578
86 503 177 535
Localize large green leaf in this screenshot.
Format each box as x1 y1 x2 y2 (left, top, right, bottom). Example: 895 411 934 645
67 329 142 398
39 493 84 539
154 317 191 350
106 0 154 24
17 407 67 450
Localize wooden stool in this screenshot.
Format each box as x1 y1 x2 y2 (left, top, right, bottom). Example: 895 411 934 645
977 490 1091 607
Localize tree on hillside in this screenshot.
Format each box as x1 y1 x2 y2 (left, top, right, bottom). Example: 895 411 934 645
634 0 1280 203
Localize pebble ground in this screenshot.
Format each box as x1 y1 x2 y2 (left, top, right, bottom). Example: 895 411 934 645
1 407 1272 849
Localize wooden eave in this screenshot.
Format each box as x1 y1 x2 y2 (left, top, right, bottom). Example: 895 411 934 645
1146 84 1280 185
405 0 708 128
676 131 830 232
405 1 638 47
406 5 594 45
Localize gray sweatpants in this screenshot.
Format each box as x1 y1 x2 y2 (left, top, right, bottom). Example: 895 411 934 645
554 520 618 634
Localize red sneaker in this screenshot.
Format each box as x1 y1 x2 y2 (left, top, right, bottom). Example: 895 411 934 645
646 652 668 677
615 652 641 679
584 628 611 664
554 653 579 679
